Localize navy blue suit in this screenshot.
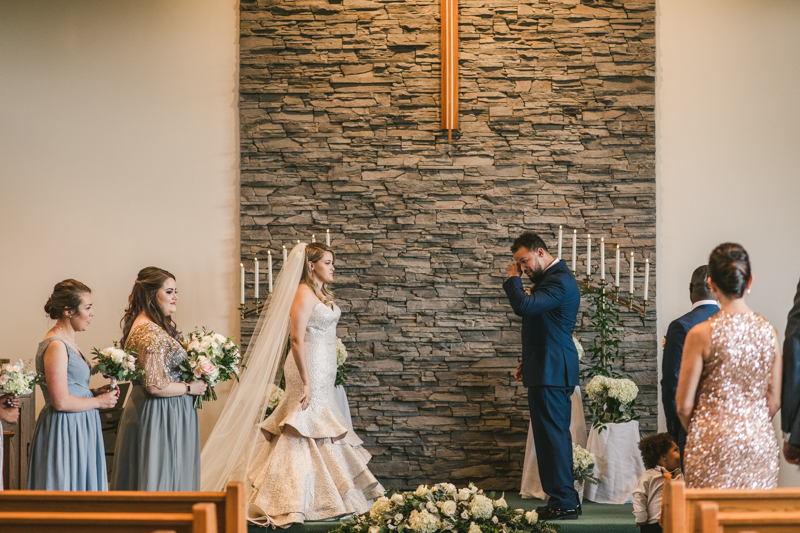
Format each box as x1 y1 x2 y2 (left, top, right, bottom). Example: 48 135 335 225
782 278 800 448
660 303 718 457
504 259 580 509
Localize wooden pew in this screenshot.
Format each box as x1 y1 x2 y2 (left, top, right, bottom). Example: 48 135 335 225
696 501 800 533
0 481 245 533
0 501 217 533
663 480 800 533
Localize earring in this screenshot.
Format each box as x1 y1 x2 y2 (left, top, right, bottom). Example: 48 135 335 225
747 288 751 294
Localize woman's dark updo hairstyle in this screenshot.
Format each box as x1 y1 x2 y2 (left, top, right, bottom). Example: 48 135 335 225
708 242 751 298
120 267 179 344
44 279 91 319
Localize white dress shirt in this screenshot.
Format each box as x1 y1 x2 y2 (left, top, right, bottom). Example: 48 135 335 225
632 466 683 524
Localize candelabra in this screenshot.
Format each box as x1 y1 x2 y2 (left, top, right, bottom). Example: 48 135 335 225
576 275 650 317
239 297 264 320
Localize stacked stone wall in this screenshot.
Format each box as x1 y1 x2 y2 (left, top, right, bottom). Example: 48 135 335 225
240 0 655 489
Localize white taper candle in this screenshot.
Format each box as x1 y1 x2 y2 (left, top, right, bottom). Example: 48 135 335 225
254 258 259 300
600 238 605 280
283 245 287 263
312 234 316 243
326 229 331 246
644 258 650 301
240 263 245 305
572 230 577 272
268 251 273 293
586 234 591 276
615 245 620 287
629 252 635 295
557 226 563 259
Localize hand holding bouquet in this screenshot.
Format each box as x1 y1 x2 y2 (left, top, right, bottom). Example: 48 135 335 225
179 328 242 409
91 341 144 390
334 337 350 387
0 360 43 396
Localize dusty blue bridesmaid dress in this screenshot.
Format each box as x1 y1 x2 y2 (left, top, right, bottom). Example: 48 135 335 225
110 322 199 491
27 337 107 490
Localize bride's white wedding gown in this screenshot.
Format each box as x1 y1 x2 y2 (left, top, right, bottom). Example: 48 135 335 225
246 302 384 526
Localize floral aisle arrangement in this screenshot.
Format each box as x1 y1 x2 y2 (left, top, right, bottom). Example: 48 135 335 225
263 384 284 418
91 341 144 389
0 360 43 396
179 328 242 409
335 337 350 386
330 483 559 533
572 444 598 485
585 375 640 431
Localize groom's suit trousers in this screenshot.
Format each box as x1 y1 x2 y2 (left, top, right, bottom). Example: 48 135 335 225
528 385 580 510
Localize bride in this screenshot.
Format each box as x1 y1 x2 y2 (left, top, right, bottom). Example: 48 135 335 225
200 242 383 526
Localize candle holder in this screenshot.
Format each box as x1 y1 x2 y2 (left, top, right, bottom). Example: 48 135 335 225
239 298 264 320
576 279 650 317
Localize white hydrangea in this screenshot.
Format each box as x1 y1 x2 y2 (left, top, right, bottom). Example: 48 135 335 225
469 495 494 520
335 337 348 366
607 378 638 404
585 375 609 402
266 384 284 409
573 443 596 472
408 510 438 533
370 496 392 519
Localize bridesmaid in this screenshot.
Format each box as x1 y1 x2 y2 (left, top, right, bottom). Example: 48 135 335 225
111 267 207 491
28 280 119 490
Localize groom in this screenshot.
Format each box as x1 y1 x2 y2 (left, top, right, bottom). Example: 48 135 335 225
504 232 581 520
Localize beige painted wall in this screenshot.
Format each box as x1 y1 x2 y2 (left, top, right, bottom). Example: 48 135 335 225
0 0 240 445
657 0 800 486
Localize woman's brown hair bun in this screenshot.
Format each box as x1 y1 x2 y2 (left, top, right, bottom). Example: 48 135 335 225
708 242 751 298
44 279 92 319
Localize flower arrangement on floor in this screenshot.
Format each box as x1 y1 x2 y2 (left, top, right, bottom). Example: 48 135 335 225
91 341 144 389
179 328 242 408
585 375 640 430
263 384 284 418
0 360 43 396
335 337 350 386
330 483 560 533
572 443 598 484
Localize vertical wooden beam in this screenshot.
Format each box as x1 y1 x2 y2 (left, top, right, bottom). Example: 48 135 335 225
440 0 458 142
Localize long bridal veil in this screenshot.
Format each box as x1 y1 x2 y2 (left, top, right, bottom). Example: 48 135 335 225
200 243 307 490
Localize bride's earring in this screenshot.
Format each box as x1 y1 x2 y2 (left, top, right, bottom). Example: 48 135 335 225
747 288 751 294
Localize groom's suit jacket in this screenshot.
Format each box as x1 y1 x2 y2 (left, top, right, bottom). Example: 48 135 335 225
783 277 800 448
503 259 580 388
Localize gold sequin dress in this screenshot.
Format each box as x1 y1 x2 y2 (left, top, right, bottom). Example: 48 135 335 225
110 322 200 491
246 303 384 526
684 311 779 489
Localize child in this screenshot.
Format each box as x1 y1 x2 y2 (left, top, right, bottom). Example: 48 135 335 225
633 433 682 533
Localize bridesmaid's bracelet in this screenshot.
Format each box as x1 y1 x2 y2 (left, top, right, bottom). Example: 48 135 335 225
184 383 190 396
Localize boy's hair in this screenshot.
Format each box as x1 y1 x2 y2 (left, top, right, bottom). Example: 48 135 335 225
638 433 675 469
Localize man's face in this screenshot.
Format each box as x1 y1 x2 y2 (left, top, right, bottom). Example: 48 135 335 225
513 247 545 284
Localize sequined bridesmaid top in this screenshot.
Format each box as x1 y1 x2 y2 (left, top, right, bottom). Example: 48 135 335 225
684 311 779 489
125 322 187 389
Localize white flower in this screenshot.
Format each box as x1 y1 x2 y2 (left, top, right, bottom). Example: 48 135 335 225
0 375 8 386
469 495 493 520
440 500 457 517
110 348 127 364
426 502 436 513
394 513 404 522
461 511 469 520
266 385 284 409
441 483 457 495
392 493 404 504
457 488 471 501
214 333 227 344
491 516 498 524
607 378 638 404
370 497 391 519
493 497 507 509
573 335 585 360
408 510 438 533
468 522 482 533
335 337 348 366
188 340 201 352
525 510 538 525
585 375 609 402
414 485 429 497
370 526 380 533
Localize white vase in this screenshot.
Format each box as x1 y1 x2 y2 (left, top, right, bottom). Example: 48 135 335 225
584 420 645 504
573 479 584 504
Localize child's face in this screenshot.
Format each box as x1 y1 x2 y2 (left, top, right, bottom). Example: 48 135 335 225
659 442 681 472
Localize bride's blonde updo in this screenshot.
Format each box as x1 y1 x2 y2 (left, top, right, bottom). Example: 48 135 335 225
301 243 335 306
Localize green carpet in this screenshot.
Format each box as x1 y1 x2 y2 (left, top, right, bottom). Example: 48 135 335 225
248 493 638 533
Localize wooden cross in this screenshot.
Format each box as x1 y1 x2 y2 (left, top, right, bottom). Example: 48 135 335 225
441 0 458 143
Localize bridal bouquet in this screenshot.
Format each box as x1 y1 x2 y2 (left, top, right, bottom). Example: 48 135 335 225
91 342 144 389
330 483 559 533
572 443 598 484
179 328 242 409
585 375 641 430
335 337 350 386
263 384 284 418
0 360 43 396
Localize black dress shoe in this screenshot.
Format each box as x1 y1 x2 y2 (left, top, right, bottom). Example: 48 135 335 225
537 507 579 521
536 504 581 516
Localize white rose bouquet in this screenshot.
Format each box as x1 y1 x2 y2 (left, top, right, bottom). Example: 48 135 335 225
179 327 242 409
572 443 599 484
0 360 43 396
585 374 641 430
263 383 284 418
335 337 350 386
91 341 144 389
330 483 559 533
